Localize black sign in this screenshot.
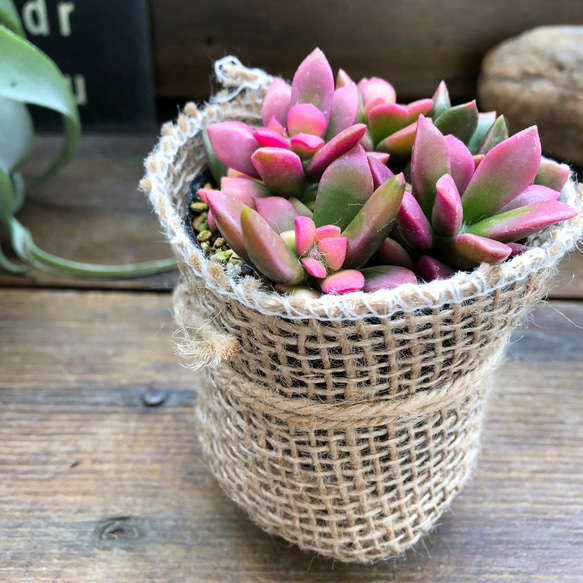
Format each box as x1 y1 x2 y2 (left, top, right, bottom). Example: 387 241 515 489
13 0 156 132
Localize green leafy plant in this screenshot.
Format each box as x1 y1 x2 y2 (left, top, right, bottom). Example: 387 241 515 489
0 0 176 277
196 48 576 295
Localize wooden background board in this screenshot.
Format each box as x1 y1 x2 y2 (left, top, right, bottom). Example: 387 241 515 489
1 291 582 581
148 0 583 102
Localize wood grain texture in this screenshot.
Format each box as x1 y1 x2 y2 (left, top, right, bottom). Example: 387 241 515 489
149 0 583 101
1 290 582 581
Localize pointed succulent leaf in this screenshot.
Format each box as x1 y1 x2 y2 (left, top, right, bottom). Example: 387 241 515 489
207 209 217 232
461 126 542 224
411 115 451 216
197 187 214 204
289 197 313 218
507 242 529 258
253 127 290 149
286 103 327 137
465 200 577 243
313 145 374 229
319 269 365 294
359 128 374 151
315 225 341 241
477 114 508 155
416 255 455 281
374 238 415 270
376 121 417 157
445 134 474 194
222 177 270 208
241 207 305 285
433 100 479 145
290 48 335 122
497 184 560 213
255 197 299 233
468 111 497 154
361 265 417 292
535 158 570 192
205 190 252 264
342 173 406 268
295 215 316 256
207 121 260 178
368 155 394 189
336 68 354 89
432 174 463 237
268 115 286 136
397 191 434 251
446 233 512 269
301 257 327 278
428 81 451 119
368 103 408 145
251 147 305 197
306 123 367 177
405 98 434 125
325 83 359 140
262 78 292 127
360 77 397 106
317 236 347 271
203 127 229 183
290 133 325 159
367 152 390 164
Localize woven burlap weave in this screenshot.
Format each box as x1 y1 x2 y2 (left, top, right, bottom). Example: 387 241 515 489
141 56 583 562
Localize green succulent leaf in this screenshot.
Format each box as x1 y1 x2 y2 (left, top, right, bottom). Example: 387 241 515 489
433 101 478 145
0 0 25 36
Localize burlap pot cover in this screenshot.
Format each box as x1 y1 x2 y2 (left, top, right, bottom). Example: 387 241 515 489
141 57 583 563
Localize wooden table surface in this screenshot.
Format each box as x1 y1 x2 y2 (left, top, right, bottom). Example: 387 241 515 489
1 136 582 582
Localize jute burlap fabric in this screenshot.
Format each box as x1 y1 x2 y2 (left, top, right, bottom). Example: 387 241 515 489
141 57 583 562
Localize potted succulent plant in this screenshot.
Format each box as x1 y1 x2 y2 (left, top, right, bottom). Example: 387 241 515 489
142 49 582 562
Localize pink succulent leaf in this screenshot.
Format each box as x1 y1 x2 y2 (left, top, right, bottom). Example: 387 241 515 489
461 126 542 224
374 238 415 270
433 100 479 145
301 257 327 278
336 68 354 89
446 233 512 269
261 78 292 128
313 145 374 230
286 103 327 137
241 207 305 285
315 225 342 241
290 48 335 123
255 197 299 233
275 283 321 298
325 83 359 140
477 115 509 155
360 77 397 107
428 80 451 119
411 115 451 217
445 134 474 195
368 103 408 145
205 190 253 265
267 115 286 136
507 242 529 258
222 177 270 208
253 127 290 149
416 255 456 282
465 200 577 243
361 265 418 292
197 187 214 204
289 197 313 218
290 133 325 159
317 236 347 271
432 174 463 237
405 99 434 125
363 96 386 118
319 269 365 294
468 111 497 154
368 155 395 190
251 147 305 197
279 229 297 252
367 152 390 164
535 158 571 192
342 173 406 268
376 121 417 157
496 184 560 213
306 123 367 177
207 121 260 178
295 215 316 256
397 191 434 252
207 209 218 232
202 127 229 183
359 128 375 152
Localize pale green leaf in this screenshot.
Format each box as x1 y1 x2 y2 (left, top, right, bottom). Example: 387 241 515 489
0 0 25 36
0 94 33 173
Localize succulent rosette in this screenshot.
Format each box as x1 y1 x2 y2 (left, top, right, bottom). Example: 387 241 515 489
196 48 577 296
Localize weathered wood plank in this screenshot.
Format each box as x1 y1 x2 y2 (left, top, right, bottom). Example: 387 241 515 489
149 0 583 101
0 290 582 581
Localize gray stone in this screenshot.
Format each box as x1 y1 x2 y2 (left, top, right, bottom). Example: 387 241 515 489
478 26 583 166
